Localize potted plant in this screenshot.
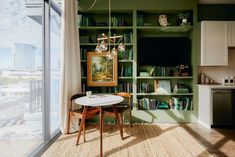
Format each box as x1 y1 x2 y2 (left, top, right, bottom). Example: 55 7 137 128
177 12 191 25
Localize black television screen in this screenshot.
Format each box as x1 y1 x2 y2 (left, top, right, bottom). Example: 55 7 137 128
138 37 191 66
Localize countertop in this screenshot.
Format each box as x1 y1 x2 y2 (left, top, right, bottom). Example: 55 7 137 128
198 84 235 89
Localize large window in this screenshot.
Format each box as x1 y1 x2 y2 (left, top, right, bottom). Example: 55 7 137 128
0 0 61 156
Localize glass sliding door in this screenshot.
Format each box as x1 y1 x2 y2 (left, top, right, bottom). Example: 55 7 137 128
50 4 61 135
0 0 62 156
0 0 43 156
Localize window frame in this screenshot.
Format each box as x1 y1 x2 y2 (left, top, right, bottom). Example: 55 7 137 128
28 1 62 156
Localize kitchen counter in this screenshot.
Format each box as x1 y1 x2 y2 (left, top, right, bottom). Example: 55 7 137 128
198 84 235 89
198 84 235 129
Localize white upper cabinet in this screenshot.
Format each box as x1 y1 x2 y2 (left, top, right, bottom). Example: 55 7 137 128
228 21 235 47
201 21 228 66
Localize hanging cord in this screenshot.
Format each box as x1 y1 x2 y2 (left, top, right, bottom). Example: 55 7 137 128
108 0 111 52
78 0 98 12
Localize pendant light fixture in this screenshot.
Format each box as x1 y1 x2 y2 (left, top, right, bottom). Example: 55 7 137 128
95 0 125 57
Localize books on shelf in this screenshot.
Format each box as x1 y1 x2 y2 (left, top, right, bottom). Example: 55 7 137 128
81 65 87 78
137 14 144 26
78 14 82 26
169 97 193 110
80 48 87 60
154 80 171 94
155 67 170 76
111 16 126 26
128 48 133 60
80 36 89 43
138 98 150 110
82 83 86 94
145 66 190 77
117 82 132 93
80 15 95 26
118 48 133 60
123 32 133 43
119 66 132 77
149 99 157 110
173 83 190 93
138 97 169 110
138 82 151 93
138 96 193 111
149 67 155 76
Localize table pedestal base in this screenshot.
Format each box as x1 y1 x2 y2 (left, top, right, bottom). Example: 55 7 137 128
76 105 123 157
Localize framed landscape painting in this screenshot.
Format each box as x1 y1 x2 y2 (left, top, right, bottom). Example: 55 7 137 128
87 52 118 86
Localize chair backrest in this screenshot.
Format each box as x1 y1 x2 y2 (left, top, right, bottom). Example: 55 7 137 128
69 93 86 111
116 92 131 98
115 92 132 108
70 93 86 101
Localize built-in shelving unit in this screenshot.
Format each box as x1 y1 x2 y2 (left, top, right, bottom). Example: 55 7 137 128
78 8 196 122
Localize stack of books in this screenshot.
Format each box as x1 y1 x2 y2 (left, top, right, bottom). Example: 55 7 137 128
173 83 189 93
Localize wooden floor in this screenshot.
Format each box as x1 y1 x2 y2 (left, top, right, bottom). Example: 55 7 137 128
42 123 235 157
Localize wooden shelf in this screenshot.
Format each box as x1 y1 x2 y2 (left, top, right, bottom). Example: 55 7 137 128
137 76 193 79
118 77 133 79
136 92 193 96
133 109 194 114
137 26 193 32
79 26 133 30
118 60 133 63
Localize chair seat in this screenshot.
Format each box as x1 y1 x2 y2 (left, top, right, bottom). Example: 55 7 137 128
102 92 132 128
70 107 99 119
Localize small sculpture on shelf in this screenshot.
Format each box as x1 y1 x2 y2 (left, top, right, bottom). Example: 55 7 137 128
158 14 169 26
176 65 189 76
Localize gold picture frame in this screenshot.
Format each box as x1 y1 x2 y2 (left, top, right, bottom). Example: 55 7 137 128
87 52 118 87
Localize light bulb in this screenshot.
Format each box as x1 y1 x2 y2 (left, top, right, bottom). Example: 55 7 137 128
100 40 108 52
106 52 113 60
118 42 125 52
95 44 102 53
111 47 118 55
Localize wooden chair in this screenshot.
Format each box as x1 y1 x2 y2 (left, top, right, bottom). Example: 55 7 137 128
67 93 99 140
103 92 132 127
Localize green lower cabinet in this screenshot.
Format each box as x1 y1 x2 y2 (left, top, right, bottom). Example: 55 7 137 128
131 110 197 123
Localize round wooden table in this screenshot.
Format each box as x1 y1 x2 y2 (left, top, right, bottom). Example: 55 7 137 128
75 94 124 157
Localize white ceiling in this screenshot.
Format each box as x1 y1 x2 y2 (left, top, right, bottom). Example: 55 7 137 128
198 0 235 4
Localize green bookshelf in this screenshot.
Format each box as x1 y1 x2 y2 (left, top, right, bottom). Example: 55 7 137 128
78 7 196 123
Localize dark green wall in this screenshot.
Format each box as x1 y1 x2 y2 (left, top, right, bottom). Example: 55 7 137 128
198 4 235 21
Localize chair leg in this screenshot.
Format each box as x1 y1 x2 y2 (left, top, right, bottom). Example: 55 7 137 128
130 110 132 127
83 119 86 142
67 113 71 134
78 119 81 126
120 113 123 127
99 107 104 157
76 107 88 145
